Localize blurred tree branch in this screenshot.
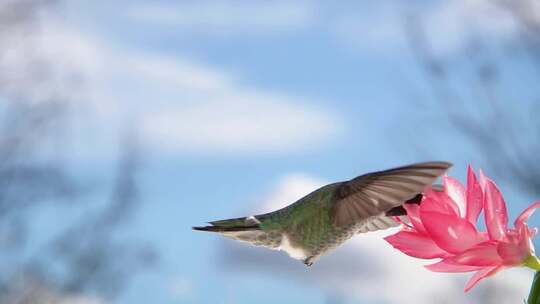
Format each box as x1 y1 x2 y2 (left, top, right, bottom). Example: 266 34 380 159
405 0 540 199
0 1 155 303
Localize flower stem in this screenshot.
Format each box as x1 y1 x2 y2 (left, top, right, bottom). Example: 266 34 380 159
528 271 540 304
525 255 540 271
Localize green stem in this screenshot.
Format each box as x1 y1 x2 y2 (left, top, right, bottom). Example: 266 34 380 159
528 271 540 304
526 255 540 271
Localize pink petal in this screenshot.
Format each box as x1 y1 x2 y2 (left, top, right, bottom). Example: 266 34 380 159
384 231 449 259
466 165 483 224
444 176 467 217
403 203 426 234
478 169 488 192
420 194 460 217
448 242 502 266
484 180 509 241
518 223 535 256
421 211 482 254
426 259 484 273
464 266 502 292
514 200 540 228
497 240 528 266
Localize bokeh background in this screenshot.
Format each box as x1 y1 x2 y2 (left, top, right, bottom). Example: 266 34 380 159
2 0 540 303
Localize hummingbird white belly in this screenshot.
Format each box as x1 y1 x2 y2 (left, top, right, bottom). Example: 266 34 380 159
278 234 308 260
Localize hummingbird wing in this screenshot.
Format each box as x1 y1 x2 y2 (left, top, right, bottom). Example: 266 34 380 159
331 161 452 227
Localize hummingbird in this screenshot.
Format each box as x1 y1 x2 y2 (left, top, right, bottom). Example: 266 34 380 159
193 161 452 266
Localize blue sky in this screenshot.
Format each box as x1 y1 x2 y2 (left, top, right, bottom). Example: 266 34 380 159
8 0 540 303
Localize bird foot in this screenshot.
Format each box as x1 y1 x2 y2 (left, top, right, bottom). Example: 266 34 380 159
303 257 314 267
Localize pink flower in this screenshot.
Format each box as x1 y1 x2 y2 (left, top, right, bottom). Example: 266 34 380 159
385 166 486 259
385 165 540 291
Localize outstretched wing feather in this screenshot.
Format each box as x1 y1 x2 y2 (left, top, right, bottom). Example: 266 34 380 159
331 161 452 227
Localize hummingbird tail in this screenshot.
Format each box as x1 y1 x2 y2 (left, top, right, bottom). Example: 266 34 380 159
192 224 260 232
192 216 261 232
193 215 283 250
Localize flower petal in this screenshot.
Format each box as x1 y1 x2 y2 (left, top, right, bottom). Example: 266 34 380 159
384 231 449 259
514 200 540 228
448 241 502 266
444 176 467 217
403 203 426 234
425 259 484 273
484 180 509 241
497 239 529 266
464 266 502 292
478 169 488 192
519 223 535 256
466 165 483 224
420 194 459 217
421 211 482 254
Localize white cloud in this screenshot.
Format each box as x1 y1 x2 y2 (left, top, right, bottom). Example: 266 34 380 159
3 275 106 304
126 0 316 35
2 10 343 157
168 277 193 300
331 8 407 53
112 51 343 155
219 173 534 303
331 0 538 55
141 97 341 155
422 0 520 54
57 296 105 304
0 18 96 105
